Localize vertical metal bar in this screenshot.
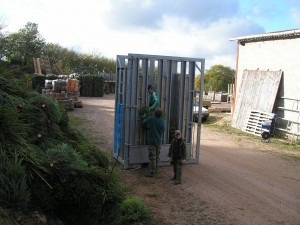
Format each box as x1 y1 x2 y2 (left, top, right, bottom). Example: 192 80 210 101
163 60 171 143
196 60 205 162
113 66 120 156
149 59 155 86
124 57 133 168
137 72 143 145
121 68 126 160
170 60 178 130
157 59 163 103
186 61 195 144
178 61 186 131
114 56 126 163
130 58 139 145
141 59 148 145
141 59 148 107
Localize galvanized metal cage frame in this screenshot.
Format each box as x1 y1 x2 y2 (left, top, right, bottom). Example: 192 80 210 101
114 53 205 169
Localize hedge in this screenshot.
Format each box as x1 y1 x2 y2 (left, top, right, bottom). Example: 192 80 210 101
80 75 104 97
32 74 58 92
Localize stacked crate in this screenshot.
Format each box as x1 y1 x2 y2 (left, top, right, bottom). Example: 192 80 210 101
41 79 77 111
52 80 74 111
67 79 82 108
41 79 53 97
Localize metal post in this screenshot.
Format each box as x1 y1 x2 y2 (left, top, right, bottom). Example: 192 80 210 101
164 60 172 143
186 62 195 144
124 58 133 168
157 59 163 103
178 61 186 131
130 58 139 145
196 60 205 161
141 59 148 106
149 60 155 86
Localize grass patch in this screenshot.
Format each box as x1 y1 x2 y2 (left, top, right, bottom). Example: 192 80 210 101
68 116 86 127
115 196 149 225
203 114 300 153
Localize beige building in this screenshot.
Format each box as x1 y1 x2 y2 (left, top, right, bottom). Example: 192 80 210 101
230 29 300 138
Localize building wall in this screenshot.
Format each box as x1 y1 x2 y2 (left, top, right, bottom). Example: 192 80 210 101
236 38 300 135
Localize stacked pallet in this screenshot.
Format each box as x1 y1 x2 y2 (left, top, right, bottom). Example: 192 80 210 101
242 110 275 136
41 78 81 111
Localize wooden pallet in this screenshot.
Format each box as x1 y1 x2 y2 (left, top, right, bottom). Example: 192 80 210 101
242 110 275 136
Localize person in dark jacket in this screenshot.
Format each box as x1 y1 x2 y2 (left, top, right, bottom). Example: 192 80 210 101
148 85 160 111
142 108 165 177
168 130 186 185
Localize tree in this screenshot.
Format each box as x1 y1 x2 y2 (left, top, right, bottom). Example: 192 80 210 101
202 65 234 92
0 21 116 75
45 43 115 74
0 22 46 73
194 75 201 90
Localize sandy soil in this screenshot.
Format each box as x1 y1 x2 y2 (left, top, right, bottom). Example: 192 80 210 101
69 96 300 225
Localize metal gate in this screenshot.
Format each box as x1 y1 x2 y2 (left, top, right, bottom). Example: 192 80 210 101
114 53 205 169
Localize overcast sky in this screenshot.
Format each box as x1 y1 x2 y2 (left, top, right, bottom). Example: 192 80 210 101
1 0 300 69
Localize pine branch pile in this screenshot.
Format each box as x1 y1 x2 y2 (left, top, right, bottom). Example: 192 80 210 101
0 75 140 225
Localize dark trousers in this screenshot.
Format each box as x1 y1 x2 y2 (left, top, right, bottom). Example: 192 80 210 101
148 145 160 175
172 160 182 182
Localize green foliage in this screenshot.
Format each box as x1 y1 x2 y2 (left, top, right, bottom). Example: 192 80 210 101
0 105 26 141
33 143 123 225
74 133 110 168
194 75 201 90
0 75 27 98
20 93 64 144
194 65 234 92
115 197 149 225
0 75 127 225
41 144 88 176
0 22 45 73
45 43 115 74
32 74 58 92
0 22 115 77
93 76 105 97
0 153 31 208
139 106 151 117
80 75 105 97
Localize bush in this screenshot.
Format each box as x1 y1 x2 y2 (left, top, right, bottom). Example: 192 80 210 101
72 131 110 168
0 75 129 225
115 197 149 225
80 75 104 97
32 74 58 92
32 74 46 92
0 153 31 208
93 76 104 97
31 143 124 225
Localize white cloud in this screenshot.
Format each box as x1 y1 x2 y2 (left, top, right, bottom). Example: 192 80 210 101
0 0 264 69
290 7 300 23
73 15 263 68
105 0 240 28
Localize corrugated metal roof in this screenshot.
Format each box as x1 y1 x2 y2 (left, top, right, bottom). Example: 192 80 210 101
230 28 300 42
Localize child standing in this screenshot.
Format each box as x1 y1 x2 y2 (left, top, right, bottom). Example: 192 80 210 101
168 130 186 185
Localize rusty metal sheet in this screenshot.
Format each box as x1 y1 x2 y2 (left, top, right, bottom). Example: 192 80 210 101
232 70 282 129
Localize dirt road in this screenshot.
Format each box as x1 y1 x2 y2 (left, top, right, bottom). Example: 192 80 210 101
70 96 300 225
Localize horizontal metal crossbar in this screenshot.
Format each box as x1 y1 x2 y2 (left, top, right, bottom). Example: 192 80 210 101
128 53 205 62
